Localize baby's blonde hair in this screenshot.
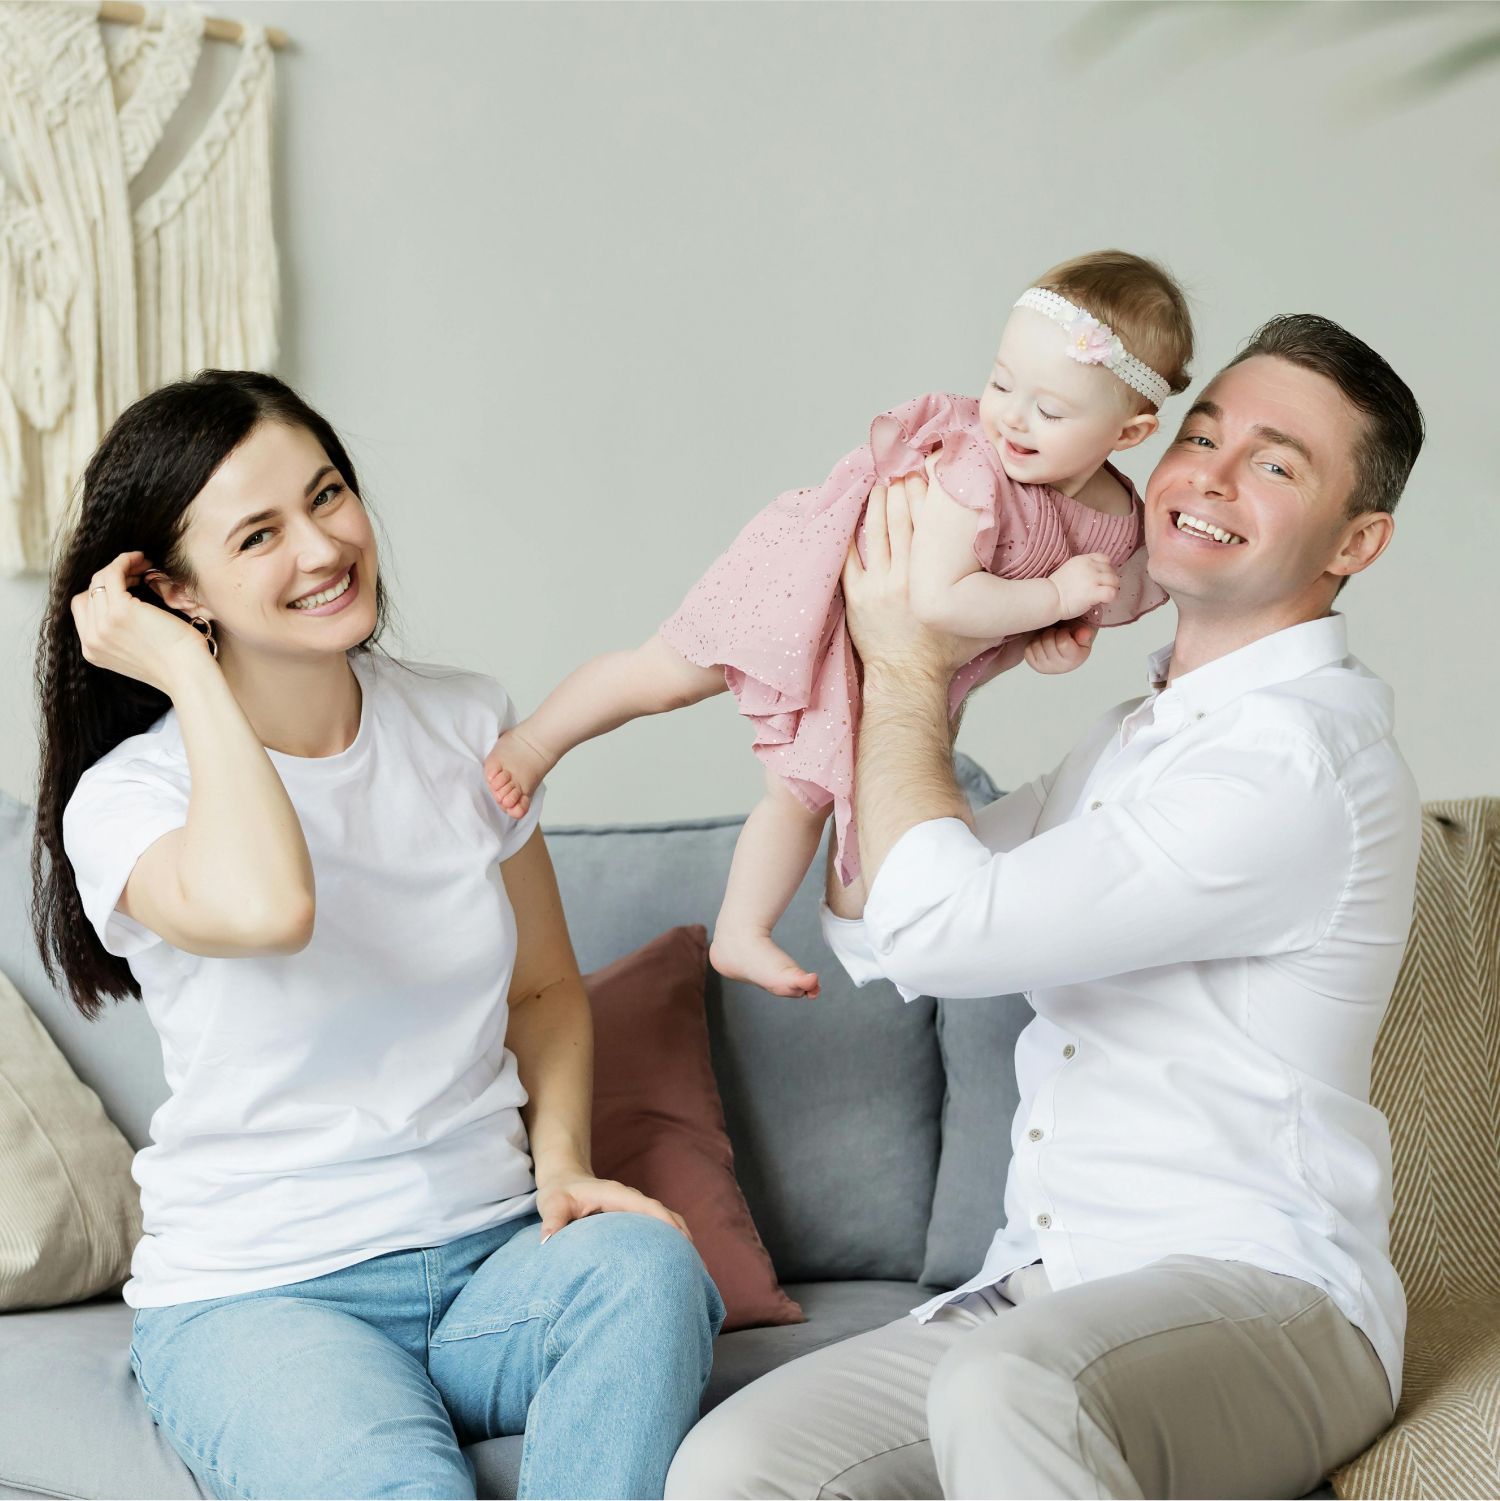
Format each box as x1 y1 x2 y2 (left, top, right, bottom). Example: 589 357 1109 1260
1033 250 1194 409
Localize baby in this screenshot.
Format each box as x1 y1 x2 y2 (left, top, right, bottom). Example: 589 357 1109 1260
487 250 1193 997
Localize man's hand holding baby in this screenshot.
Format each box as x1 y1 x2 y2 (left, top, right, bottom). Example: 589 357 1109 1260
844 474 991 683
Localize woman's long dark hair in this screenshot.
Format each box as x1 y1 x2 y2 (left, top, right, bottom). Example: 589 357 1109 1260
33 370 395 1019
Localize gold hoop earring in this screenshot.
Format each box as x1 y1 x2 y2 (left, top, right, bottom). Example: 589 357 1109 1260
190 616 219 660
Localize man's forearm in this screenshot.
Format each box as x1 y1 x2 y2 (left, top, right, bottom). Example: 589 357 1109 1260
855 662 975 884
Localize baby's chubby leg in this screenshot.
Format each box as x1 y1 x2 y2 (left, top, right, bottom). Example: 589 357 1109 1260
486 633 725 816
710 769 829 999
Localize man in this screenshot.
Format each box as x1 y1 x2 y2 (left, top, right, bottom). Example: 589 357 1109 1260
665 315 1425 1500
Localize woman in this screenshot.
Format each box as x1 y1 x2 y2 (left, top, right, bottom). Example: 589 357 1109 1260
32 370 724 1500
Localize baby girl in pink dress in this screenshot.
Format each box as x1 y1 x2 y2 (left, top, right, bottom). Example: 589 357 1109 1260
487 250 1194 997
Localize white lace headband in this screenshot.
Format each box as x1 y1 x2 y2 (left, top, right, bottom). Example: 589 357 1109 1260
1012 287 1172 409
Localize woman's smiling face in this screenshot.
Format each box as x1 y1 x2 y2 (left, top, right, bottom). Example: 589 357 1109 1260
158 420 380 661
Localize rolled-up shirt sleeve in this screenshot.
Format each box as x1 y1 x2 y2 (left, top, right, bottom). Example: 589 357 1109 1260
855 731 1352 1001
818 773 1051 1000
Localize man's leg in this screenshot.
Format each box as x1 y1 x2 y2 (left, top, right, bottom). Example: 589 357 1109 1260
928 1254 1395 1500
665 1289 1011 1500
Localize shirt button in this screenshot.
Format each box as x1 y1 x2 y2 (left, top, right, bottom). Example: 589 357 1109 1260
1195 711 1206 721
1089 800 1102 811
1036 1213 1052 1229
1027 1128 1043 1142
1062 1044 1076 1059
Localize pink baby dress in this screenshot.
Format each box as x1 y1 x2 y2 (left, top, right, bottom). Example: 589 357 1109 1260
659 391 1168 886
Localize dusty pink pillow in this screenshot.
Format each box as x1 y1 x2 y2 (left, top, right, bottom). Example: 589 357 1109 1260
585 925 804 1332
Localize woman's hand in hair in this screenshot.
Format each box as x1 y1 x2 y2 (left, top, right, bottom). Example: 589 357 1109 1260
70 551 214 695
536 1173 693 1246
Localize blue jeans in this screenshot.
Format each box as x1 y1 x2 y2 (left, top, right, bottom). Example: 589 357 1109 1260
129 1211 726 1500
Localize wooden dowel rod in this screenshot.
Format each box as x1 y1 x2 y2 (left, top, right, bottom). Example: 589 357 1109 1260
97 1 290 51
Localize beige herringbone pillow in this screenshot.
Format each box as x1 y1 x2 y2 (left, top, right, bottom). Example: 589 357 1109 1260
0 967 142 1309
1333 800 1500 1500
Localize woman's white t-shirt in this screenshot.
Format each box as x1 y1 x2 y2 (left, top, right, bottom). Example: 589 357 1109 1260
61 651 546 1308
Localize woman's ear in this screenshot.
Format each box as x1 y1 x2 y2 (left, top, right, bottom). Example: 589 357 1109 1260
145 570 204 618
1113 411 1159 452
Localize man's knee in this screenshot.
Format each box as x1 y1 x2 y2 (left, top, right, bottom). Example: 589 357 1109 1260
929 1336 1060 1432
669 1397 860 1501
666 1408 781 1500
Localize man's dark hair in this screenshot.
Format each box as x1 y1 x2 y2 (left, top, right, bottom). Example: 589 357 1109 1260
1226 314 1424 521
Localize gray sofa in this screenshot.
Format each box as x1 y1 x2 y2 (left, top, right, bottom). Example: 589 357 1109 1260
0 758 1335 1500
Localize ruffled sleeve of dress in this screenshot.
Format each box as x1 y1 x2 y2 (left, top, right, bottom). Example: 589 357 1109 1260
869 392 1049 572
1056 463 1169 629
1095 541 1167 627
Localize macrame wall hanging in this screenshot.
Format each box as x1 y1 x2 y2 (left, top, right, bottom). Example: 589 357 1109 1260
0 0 286 575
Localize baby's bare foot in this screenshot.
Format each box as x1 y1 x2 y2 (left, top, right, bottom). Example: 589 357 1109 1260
710 927 820 999
483 727 555 819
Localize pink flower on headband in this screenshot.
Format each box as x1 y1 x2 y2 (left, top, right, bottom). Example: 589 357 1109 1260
1063 313 1124 366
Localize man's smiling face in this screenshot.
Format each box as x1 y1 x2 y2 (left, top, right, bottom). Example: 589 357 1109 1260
1143 354 1366 622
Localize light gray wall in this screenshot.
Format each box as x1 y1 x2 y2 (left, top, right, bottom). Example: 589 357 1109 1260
2 1 1492 818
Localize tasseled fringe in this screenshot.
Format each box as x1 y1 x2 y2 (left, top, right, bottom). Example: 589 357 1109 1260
0 7 278 577
136 30 279 394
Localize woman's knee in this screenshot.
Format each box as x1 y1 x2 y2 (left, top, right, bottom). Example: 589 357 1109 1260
554 1212 725 1348
562 1210 703 1283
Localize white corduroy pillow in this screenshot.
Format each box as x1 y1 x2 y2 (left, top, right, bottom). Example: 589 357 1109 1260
0 967 142 1310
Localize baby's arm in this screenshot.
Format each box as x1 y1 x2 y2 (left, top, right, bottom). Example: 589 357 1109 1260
908 459 1120 640
485 634 724 815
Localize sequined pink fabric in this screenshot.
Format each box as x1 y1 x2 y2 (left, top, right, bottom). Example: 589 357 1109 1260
659 392 1168 885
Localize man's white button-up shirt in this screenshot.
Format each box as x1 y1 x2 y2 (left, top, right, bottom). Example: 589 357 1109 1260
821 614 1420 1403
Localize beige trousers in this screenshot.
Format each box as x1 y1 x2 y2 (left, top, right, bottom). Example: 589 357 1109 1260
665 1255 1394 1500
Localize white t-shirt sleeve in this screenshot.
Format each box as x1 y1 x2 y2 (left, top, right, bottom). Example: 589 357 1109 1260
469 675 547 861
61 760 190 958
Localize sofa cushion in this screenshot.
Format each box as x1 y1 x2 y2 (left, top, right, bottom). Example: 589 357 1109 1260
702 1278 924 1414
0 968 142 1310
0 1299 196 1500
0 1281 928 1500
546 814 943 1285
587 924 802 1331
922 993 1033 1289
1332 1302 1500 1501
894 756 1034 1291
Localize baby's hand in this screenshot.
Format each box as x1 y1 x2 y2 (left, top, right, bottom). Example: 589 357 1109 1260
1048 553 1119 621
483 726 553 819
1025 622 1096 676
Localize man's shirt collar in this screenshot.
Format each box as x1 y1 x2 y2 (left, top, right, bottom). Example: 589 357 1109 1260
1146 614 1349 718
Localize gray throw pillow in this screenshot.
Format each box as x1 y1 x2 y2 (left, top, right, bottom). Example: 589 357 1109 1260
922 993 1034 1288
923 756 1036 1291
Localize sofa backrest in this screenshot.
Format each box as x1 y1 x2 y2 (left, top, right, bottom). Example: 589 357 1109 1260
544 814 943 1283
1371 798 1500 1311
0 793 171 1162
1 762 1003 1288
